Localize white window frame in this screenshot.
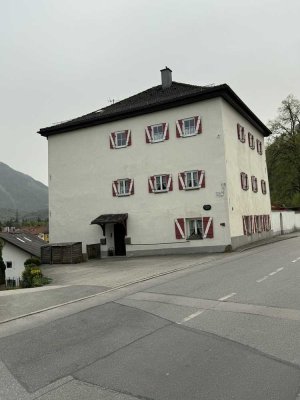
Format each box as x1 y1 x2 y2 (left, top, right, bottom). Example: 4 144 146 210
185 170 199 189
187 218 203 240
154 175 168 192
117 179 130 196
115 131 127 148
182 117 196 137
151 124 164 143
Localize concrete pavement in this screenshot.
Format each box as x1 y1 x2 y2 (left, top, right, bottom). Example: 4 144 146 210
0 253 224 323
1 232 299 324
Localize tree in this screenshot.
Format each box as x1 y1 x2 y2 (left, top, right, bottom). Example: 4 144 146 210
266 95 300 206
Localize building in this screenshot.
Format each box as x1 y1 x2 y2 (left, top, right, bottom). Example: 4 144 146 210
0 232 45 283
39 68 272 257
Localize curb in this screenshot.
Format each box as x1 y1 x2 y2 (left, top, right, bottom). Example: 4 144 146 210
237 234 299 252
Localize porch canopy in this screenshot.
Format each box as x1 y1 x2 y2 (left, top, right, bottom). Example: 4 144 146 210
91 213 128 235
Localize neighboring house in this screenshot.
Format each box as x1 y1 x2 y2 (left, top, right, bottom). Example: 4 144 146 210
22 225 49 243
0 232 45 282
39 67 272 257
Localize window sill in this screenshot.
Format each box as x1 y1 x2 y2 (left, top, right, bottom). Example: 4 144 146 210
117 193 130 197
115 145 128 149
182 132 197 138
184 186 200 191
153 189 168 194
151 139 165 144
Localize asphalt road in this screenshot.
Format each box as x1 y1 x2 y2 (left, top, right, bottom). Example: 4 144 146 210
1 237 300 399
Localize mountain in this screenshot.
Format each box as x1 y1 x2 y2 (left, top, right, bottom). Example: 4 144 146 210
0 162 48 222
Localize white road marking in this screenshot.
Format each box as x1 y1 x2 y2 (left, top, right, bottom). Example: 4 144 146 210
292 260 298 263
276 267 284 272
218 292 236 301
179 310 204 324
256 276 268 283
269 271 277 276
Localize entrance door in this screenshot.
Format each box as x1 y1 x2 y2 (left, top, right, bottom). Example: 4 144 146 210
114 224 126 256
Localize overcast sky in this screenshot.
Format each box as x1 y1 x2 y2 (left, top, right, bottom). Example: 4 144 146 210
1 0 299 185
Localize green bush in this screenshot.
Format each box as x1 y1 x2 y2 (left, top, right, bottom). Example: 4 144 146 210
24 258 41 267
21 262 50 288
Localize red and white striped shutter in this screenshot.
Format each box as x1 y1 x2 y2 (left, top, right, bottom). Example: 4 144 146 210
178 172 185 190
242 216 247 235
167 175 173 191
163 123 169 140
203 217 213 238
194 116 202 134
175 218 185 239
262 215 266 231
129 179 134 195
110 132 116 149
198 170 205 188
148 176 155 193
112 181 118 197
176 119 183 137
266 215 271 231
237 124 241 140
145 126 152 143
126 130 132 146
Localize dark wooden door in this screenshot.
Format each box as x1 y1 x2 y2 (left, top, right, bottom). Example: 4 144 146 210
114 224 126 256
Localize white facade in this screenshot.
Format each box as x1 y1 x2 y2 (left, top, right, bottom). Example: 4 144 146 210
47 95 271 256
2 241 31 280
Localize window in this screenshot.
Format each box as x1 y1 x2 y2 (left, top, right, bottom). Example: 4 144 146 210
174 217 213 239
118 179 130 195
183 118 196 136
251 176 258 192
261 179 267 194
145 123 169 143
112 179 134 196
257 139 263 155
237 123 245 142
188 219 203 239
155 175 167 191
109 130 131 149
240 172 249 190
148 174 172 193
152 124 164 142
243 215 270 235
176 116 202 137
178 170 205 190
6 261 12 268
186 171 199 189
116 131 127 147
248 132 255 149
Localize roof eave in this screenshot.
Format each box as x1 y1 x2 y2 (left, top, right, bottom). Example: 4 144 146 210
38 85 271 137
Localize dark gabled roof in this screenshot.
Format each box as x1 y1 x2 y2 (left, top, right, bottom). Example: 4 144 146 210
91 213 128 225
38 81 272 137
0 232 45 258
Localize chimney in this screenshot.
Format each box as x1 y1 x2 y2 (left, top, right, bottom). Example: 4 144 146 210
160 67 172 89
